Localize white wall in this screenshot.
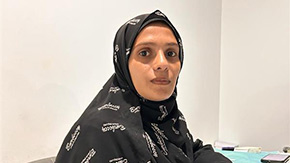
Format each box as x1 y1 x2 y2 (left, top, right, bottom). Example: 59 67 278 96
219 0 289 151
178 0 222 145
0 0 222 162
0 0 3 161
289 0 290 147
1 0 289 162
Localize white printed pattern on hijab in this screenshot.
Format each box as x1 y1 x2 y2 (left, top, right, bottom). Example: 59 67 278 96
109 86 125 93
155 132 168 155
102 123 126 133
151 123 168 140
143 132 158 158
109 157 128 163
126 18 140 25
65 125 81 151
171 118 180 135
129 106 140 113
157 105 168 121
98 102 120 111
81 148 96 163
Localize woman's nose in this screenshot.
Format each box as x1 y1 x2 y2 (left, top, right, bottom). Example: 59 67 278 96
153 50 168 71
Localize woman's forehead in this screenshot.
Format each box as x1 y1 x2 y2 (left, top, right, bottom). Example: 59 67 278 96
133 22 178 46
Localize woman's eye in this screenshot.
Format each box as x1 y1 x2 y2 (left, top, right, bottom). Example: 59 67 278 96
167 51 177 57
139 50 150 57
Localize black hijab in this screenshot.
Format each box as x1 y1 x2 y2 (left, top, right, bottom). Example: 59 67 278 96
55 10 231 163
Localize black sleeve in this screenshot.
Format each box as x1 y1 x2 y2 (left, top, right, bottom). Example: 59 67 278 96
192 139 232 163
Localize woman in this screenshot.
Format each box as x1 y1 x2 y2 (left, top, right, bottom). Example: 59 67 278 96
55 10 231 163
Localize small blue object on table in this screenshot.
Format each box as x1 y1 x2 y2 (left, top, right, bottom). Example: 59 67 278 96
215 149 278 163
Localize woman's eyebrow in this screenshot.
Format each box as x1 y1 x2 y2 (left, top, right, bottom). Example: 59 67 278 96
166 42 179 47
134 42 179 48
134 42 156 48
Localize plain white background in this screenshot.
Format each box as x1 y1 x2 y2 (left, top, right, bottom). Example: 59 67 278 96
0 0 289 162
219 0 289 151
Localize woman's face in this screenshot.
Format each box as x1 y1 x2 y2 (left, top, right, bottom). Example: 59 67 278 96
128 22 181 101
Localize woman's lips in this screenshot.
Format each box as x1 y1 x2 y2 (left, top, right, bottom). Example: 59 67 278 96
151 78 171 85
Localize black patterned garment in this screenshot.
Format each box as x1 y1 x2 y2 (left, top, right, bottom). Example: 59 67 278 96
55 10 231 163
